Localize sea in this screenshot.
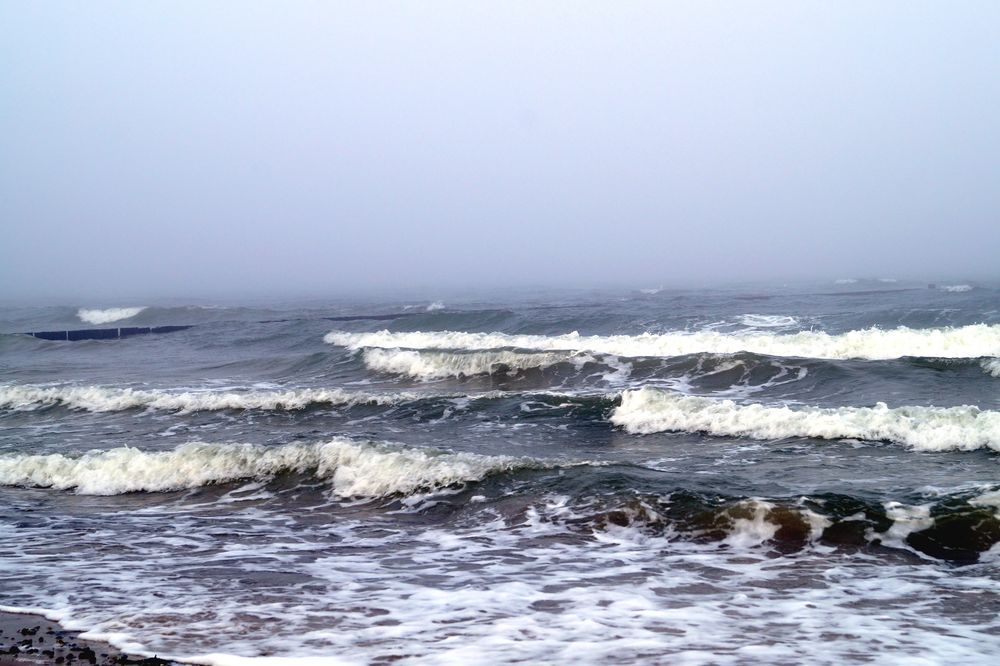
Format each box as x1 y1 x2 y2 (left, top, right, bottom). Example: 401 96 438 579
1 279 999 665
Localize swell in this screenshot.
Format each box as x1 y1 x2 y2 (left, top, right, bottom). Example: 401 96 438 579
360 348 608 380
77 307 146 325
905 356 1000 378
0 438 542 497
325 324 1000 360
0 384 421 413
611 387 1000 451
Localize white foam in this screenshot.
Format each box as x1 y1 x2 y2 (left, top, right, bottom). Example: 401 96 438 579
970 490 1000 518
3 493 999 664
426 301 445 312
738 314 799 328
724 500 780 548
0 385 416 413
982 359 1000 378
77 307 146 325
0 438 537 496
325 324 1000 361
880 502 935 550
361 348 588 380
610 387 1000 451
834 278 858 284
941 284 973 293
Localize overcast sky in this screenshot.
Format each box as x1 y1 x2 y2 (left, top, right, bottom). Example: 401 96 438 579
1 1 998 299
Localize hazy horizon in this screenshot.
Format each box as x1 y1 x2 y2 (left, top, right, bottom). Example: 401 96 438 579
3 2 998 300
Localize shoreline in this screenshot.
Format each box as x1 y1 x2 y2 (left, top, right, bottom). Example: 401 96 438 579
0 611 176 666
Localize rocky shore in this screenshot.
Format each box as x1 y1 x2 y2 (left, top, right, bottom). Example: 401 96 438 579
0 612 177 666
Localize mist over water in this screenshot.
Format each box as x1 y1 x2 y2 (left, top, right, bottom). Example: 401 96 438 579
2 2 999 299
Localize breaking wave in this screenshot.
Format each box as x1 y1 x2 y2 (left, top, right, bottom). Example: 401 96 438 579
940 284 974 293
577 489 1000 562
738 314 799 328
325 324 1000 361
0 384 417 413
361 348 591 380
982 358 1000 378
77 307 146 325
0 438 540 496
610 387 1000 452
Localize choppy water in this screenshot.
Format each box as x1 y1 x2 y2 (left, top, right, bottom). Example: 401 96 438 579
2 280 1000 664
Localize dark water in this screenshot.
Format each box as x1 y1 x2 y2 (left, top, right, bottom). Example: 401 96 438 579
1 280 999 664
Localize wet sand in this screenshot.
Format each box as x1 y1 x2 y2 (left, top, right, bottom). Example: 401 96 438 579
0 611 176 665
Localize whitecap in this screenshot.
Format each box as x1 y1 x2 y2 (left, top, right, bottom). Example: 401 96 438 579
326 324 1000 361
0 438 540 496
77 307 146 325
982 359 1000 378
610 387 1000 452
738 314 799 328
361 348 590 380
0 384 418 413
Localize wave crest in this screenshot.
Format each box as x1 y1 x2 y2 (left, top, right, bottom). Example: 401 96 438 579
361 348 590 380
738 314 799 328
0 439 538 496
325 324 1000 361
0 385 416 413
77 307 146 325
610 387 1000 452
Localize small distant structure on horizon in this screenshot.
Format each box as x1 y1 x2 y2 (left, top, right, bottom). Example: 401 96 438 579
26 326 192 341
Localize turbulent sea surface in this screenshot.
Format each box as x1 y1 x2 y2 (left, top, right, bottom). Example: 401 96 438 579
2 281 1000 664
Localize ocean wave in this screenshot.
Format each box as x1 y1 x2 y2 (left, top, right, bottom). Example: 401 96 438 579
738 314 799 328
325 324 1000 361
361 348 592 380
77 307 146 325
940 284 974 293
427 301 445 312
0 385 417 413
982 359 1000 378
579 490 1000 562
610 387 1000 451
0 439 539 496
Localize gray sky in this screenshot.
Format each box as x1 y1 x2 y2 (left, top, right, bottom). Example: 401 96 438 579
2 1 998 299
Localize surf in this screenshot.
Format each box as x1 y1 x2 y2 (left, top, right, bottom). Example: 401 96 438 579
611 387 1000 451
76 307 146 325
0 438 542 496
326 323 1000 361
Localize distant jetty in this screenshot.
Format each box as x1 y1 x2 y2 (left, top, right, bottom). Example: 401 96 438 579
26 325 192 341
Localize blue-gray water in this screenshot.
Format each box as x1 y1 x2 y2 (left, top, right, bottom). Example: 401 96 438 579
2 280 999 664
